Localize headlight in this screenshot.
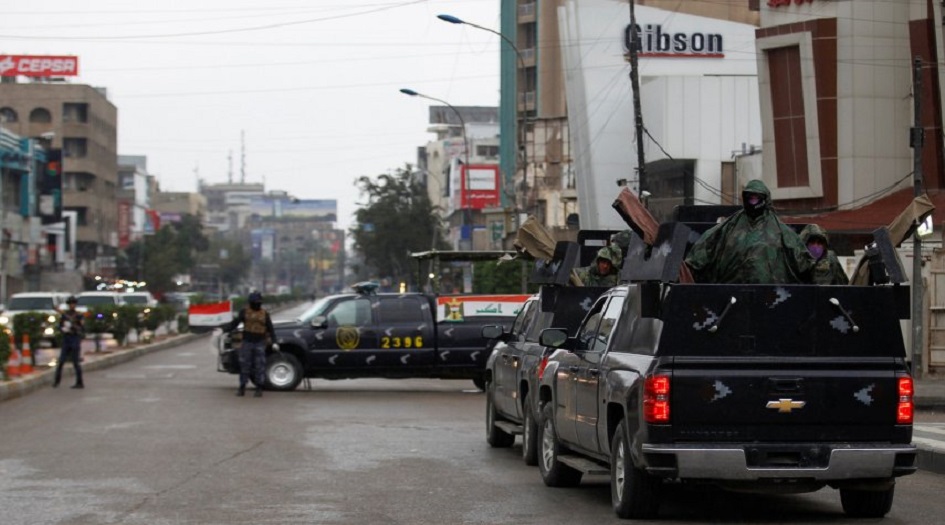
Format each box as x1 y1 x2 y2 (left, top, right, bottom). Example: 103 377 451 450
44 327 55 336
0 316 8 325
47 315 57 323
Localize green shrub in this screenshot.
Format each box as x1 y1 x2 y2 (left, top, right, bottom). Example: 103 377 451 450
12 312 49 352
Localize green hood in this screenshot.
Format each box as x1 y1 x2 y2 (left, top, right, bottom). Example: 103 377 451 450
742 179 771 207
799 223 829 245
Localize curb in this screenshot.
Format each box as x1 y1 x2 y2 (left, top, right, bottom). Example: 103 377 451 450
916 444 945 475
0 332 207 403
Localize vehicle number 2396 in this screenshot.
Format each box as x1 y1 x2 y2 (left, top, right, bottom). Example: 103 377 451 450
381 336 424 349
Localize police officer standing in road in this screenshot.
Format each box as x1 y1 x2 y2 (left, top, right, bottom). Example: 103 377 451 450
54 295 85 389
224 291 277 397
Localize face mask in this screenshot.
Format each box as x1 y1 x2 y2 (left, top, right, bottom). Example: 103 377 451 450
807 244 825 259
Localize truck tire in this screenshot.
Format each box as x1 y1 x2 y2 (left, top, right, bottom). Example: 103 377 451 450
611 422 660 519
521 393 539 466
472 375 486 391
265 352 303 392
486 381 515 447
840 485 894 518
538 403 582 487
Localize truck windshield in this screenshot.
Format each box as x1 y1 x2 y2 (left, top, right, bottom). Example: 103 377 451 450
296 297 335 324
8 297 55 310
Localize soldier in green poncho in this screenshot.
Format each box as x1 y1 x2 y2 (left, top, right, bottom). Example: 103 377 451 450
575 247 619 287
684 179 814 284
799 223 849 285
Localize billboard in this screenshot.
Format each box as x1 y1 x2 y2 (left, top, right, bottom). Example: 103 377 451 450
249 197 337 220
460 165 501 210
0 55 79 77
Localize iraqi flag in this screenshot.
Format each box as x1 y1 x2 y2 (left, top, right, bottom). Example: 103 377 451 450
188 301 232 332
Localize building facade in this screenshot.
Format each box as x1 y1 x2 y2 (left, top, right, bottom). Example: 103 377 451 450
0 81 118 276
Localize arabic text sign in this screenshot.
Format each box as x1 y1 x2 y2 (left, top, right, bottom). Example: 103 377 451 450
0 55 79 77
436 294 530 322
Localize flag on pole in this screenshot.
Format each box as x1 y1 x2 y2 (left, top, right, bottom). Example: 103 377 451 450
188 301 232 331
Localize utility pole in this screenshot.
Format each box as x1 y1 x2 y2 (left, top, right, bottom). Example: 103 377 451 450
628 0 647 199
911 56 925 378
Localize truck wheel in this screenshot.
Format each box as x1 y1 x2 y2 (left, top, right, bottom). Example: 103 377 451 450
486 382 514 447
840 485 894 518
611 422 660 519
521 394 539 466
265 353 303 392
472 376 486 391
538 403 582 487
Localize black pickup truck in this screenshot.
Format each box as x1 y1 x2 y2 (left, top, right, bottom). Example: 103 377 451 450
482 286 608 465
218 285 527 391
535 225 917 519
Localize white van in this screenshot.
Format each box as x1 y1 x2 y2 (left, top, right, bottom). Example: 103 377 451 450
0 292 70 345
75 291 122 312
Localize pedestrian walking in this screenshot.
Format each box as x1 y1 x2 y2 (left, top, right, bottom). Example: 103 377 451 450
54 295 84 389
223 291 277 397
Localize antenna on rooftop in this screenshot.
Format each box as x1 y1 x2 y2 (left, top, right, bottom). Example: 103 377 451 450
240 130 246 184
227 150 233 184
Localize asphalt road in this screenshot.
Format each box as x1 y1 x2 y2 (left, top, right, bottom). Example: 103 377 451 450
2 324 945 524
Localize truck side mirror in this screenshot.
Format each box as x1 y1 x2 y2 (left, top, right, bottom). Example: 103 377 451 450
310 315 328 329
539 328 569 349
481 325 507 341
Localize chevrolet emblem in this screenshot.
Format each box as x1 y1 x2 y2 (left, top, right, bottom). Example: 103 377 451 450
766 398 806 413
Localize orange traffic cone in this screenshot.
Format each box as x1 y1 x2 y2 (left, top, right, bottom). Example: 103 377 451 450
19 334 33 374
6 336 21 379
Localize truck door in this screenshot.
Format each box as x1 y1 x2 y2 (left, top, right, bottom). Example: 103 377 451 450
495 298 539 419
309 297 379 368
374 295 436 368
555 296 608 448
574 294 625 453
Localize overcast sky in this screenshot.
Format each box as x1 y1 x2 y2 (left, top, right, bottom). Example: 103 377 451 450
0 0 502 230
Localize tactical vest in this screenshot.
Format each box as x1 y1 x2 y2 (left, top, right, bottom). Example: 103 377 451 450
243 308 267 335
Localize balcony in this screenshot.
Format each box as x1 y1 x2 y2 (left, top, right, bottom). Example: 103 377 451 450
518 2 536 23
517 91 536 112
520 47 536 68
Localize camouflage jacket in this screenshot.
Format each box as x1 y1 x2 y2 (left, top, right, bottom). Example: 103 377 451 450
574 265 618 287
685 180 814 284
799 224 849 285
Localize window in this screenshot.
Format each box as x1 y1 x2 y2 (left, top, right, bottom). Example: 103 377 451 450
576 297 608 349
510 299 538 341
29 107 52 123
62 102 88 123
476 145 499 158
0 107 17 123
768 45 809 188
63 137 88 158
591 296 625 352
378 297 426 324
327 298 371 327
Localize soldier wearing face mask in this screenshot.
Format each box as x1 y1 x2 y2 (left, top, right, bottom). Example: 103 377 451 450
685 179 815 284
799 224 849 285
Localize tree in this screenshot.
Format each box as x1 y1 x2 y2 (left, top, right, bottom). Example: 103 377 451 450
350 165 448 288
116 214 210 295
194 237 253 294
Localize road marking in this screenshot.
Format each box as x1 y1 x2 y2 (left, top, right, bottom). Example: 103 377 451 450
915 424 945 436
142 365 197 369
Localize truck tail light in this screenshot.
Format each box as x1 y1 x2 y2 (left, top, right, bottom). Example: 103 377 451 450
536 355 550 381
644 374 671 423
897 375 914 425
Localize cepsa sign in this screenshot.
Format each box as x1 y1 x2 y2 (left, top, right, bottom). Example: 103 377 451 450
0 55 79 77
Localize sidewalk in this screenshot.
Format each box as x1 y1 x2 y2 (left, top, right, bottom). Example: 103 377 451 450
0 331 206 403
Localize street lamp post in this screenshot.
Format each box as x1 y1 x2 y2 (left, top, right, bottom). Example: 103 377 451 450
437 13 529 222
400 88 471 248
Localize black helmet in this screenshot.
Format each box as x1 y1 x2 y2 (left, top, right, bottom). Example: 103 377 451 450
66 295 78 304
248 291 263 304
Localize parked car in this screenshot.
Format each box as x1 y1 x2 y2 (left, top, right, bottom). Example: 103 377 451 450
120 291 158 307
0 291 70 346
76 291 122 312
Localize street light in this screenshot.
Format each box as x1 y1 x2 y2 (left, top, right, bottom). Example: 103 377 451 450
438 13 529 220
400 88 471 248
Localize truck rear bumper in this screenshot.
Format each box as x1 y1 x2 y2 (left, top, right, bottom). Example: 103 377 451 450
642 443 917 480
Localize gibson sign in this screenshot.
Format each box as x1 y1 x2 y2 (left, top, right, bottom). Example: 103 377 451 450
623 24 724 58
0 55 79 77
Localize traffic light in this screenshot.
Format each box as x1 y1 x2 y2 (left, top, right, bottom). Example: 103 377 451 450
39 148 62 224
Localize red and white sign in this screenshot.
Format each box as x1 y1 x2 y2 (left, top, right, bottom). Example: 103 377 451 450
460 165 501 210
188 301 233 328
0 55 79 77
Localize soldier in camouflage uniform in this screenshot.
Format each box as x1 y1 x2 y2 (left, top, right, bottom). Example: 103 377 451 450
685 179 814 284
224 291 277 397
575 247 619 287
799 223 849 285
